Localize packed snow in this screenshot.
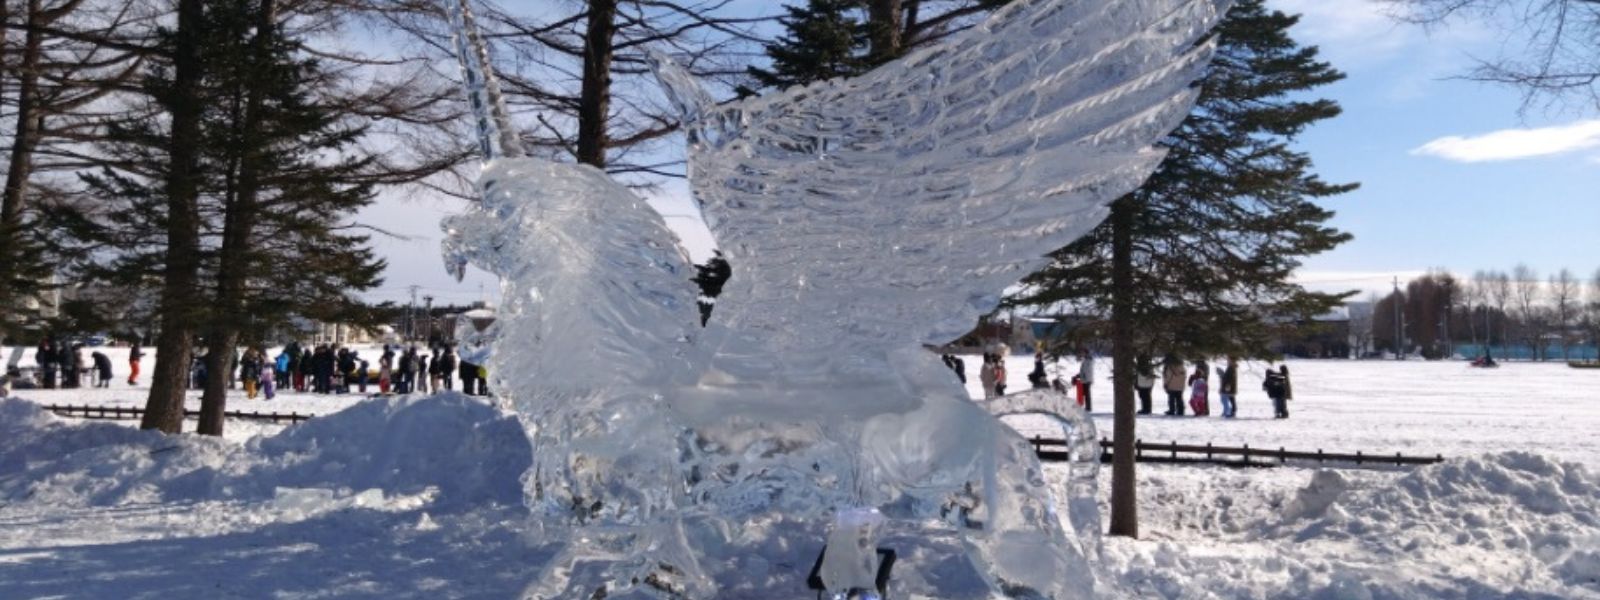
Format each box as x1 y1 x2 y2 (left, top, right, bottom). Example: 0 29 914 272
2 354 1598 598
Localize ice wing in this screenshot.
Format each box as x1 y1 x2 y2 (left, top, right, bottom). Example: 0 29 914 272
659 0 1229 361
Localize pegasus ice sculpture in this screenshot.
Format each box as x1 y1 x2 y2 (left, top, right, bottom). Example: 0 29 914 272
441 0 1228 597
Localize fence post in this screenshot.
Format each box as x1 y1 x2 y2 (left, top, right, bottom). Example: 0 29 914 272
1033 435 1041 455
1206 442 1213 460
1170 440 1177 461
1242 443 1250 465
1135 438 1142 461
1355 450 1362 465
1395 452 1402 467
1317 449 1323 463
1279 447 1286 464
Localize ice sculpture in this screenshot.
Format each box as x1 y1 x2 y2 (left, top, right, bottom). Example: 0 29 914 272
440 0 1228 597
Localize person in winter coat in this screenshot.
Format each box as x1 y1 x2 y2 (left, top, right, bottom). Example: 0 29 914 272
1263 365 1289 419
978 354 997 399
240 348 263 399
260 355 276 400
417 352 431 394
296 348 312 392
993 356 1007 396
1187 361 1209 416
1162 354 1186 416
337 348 357 394
378 348 394 394
1028 352 1049 390
459 358 478 396
438 348 457 391
356 356 369 393
36 339 57 389
313 346 335 394
398 348 417 394
1077 349 1095 412
1218 357 1239 418
91 351 113 388
1134 354 1156 415
426 348 444 393
63 345 85 389
127 339 143 386
274 351 291 390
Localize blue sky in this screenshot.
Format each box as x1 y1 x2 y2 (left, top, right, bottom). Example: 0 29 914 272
1271 0 1600 296
363 0 1600 304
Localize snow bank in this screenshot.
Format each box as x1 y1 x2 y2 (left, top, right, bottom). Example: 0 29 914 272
1107 454 1600 599
0 392 530 515
1281 452 1600 594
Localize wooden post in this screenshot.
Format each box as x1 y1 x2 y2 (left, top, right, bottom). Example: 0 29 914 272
1242 443 1250 465
1279 447 1286 464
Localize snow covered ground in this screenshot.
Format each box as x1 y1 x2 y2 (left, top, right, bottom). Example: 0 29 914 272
2 355 1598 598
973 355 1600 468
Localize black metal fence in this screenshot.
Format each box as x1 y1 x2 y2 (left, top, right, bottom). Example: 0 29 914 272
41 404 314 424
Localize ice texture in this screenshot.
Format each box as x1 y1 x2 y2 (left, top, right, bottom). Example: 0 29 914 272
442 0 1227 597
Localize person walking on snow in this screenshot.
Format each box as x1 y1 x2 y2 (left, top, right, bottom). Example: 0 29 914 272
1162 354 1186 416
127 338 143 386
1264 365 1290 419
1218 357 1239 418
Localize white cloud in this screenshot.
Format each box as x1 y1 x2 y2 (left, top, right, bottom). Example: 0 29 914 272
1411 120 1600 162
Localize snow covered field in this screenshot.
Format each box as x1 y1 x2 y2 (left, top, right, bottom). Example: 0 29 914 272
2 356 1598 598
974 355 1600 468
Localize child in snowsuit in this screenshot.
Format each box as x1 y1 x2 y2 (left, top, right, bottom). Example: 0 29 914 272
1188 363 1209 416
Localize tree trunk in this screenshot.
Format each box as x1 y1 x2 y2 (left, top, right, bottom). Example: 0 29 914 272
0 0 43 305
1108 197 1138 538
197 0 274 437
198 331 237 435
866 0 902 65
141 0 206 434
576 0 617 168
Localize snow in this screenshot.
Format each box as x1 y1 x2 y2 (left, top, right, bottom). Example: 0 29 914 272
2 358 1598 597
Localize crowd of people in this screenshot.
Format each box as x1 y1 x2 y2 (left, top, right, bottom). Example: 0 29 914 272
22 337 115 390
5 335 489 400
949 347 1296 419
189 341 491 398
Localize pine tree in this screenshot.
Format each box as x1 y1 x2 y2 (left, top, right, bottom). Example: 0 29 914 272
1006 0 1356 537
747 0 869 90
50 0 384 435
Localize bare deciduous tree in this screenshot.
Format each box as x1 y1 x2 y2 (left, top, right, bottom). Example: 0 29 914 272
1389 0 1600 110
1512 264 1544 360
1550 268 1578 359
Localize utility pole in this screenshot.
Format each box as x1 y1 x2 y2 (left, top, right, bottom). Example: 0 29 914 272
407 285 420 341
1394 276 1402 360
423 295 434 344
